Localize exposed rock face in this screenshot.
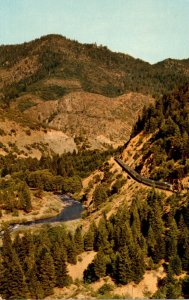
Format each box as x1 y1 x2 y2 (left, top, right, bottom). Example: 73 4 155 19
25 91 153 149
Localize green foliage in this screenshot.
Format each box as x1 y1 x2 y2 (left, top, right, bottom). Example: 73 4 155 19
169 255 182 276
28 84 67 101
93 250 108 279
0 178 32 212
132 85 189 180
62 176 82 194
93 184 108 207
116 247 132 284
84 222 97 251
0 225 80 298
97 283 113 295
111 178 126 195
153 278 182 299
74 226 84 254
18 100 37 112
36 248 56 297
1 34 189 107
0 148 115 214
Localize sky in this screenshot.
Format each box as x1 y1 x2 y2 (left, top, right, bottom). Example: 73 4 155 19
0 0 189 64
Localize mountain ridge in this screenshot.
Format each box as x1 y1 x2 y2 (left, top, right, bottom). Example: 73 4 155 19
1 34 189 101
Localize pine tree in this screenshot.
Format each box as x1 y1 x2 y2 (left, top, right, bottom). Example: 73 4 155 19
93 184 107 207
166 281 182 299
129 245 145 283
96 216 112 254
74 226 84 255
67 232 77 264
84 228 95 251
2 226 13 261
18 182 32 212
52 242 71 287
93 250 107 279
147 225 156 256
0 250 29 299
166 218 178 260
37 248 56 297
169 255 182 276
28 264 44 299
177 214 189 270
116 247 132 284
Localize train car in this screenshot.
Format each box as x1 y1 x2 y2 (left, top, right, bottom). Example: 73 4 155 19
114 157 174 192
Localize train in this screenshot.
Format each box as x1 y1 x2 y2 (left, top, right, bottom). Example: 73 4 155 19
114 157 174 192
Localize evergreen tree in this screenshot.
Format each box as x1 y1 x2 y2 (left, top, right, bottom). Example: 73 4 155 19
93 250 107 279
147 225 156 257
84 228 95 251
95 216 112 254
166 281 182 299
74 226 84 254
2 226 13 261
66 232 77 264
166 218 178 260
28 264 44 299
18 182 32 212
129 245 145 283
116 247 132 284
52 242 71 287
93 184 107 207
177 214 189 270
83 262 98 283
169 255 182 276
0 250 29 299
37 248 56 297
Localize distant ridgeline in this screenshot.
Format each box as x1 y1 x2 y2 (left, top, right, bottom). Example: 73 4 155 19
0 34 189 107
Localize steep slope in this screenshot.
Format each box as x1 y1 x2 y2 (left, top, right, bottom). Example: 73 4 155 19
0 90 152 156
1 34 189 103
1 84 189 299
74 85 189 299
24 91 153 148
1 34 189 156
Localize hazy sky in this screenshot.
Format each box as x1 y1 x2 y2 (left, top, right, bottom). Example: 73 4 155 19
0 0 189 63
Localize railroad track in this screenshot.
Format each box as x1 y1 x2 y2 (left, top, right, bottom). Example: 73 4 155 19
114 157 174 192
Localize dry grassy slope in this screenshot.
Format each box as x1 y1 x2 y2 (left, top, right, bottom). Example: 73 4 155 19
0 119 76 158
48 132 170 299
0 90 152 157
0 55 39 89
23 91 153 148
83 129 189 231
81 132 174 230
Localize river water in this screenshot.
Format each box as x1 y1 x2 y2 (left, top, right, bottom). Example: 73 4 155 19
10 194 84 231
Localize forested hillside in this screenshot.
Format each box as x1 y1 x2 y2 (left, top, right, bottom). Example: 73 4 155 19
0 35 189 299
0 84 189 298
132 85 189 182
1 34 189 154
0 34 189 106
82 84 189 298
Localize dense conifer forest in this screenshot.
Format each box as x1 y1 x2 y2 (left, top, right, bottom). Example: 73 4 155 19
0 225 76 298
1 189 189 298
0 149 114 213
132 85 189 182
83 190 189 298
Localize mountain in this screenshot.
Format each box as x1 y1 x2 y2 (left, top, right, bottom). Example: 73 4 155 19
0 36 189 299
1 34 189 100
0 34 189 156
78 84 189 298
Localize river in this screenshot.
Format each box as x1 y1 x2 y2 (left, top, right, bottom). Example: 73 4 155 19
10 194 84 231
